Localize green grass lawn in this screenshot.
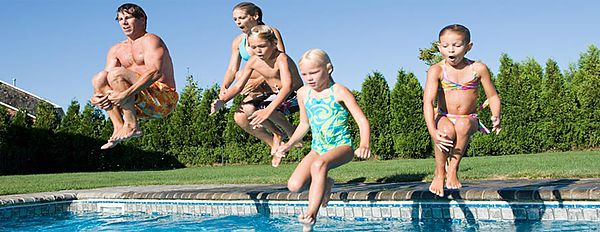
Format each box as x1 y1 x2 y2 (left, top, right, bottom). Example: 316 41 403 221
1 150 599 195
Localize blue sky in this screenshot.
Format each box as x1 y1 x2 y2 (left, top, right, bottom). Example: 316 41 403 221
1 0 598 110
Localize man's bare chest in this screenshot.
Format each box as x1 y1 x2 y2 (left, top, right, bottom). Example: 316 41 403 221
116 43 145 67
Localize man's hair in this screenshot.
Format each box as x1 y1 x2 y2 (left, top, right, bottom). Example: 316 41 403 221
115 3 147 25
233 2 264 25
439 24 471 43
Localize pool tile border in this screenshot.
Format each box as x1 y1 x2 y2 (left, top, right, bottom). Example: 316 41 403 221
2 179 600 221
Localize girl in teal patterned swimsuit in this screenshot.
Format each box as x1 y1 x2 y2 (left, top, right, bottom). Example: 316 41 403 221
275 49 371 231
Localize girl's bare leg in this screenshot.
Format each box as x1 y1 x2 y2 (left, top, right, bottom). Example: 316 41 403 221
301 146 354 231
445 117 478 189
429 116 456 197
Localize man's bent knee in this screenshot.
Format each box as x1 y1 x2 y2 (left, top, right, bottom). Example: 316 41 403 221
107 67 131 82
92 71 109 88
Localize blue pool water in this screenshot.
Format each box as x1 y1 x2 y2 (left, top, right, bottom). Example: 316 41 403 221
1 212 599 231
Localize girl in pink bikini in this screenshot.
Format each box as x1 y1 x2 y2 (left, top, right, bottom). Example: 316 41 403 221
423 24 501 197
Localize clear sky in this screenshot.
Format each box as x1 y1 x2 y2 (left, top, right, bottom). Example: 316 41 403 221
1 0 598 110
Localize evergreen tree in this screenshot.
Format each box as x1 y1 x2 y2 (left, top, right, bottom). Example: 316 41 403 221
359 71 393 159
389 70 431 158
79 103 106 139
571 45 600 147
193 85 226 165
539 59 573 150
33 100 60 131
167 75 202 161
0 106 8 148
57 100 81 134
138 117 170 153
476 54 521 155
11 109 31 128
517 58 544 153
419 41 443 66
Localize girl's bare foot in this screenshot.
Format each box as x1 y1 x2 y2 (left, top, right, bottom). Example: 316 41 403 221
429 175 445 197
445 167 462 189
321 177 334 208
298 213 315 232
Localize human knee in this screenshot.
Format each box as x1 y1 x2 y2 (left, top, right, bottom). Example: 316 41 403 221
454 119 474 137
310 159 327 175
439 123 457 140
106 67 128 82
287 179 304 193
233 112 250 127
92 71 109 87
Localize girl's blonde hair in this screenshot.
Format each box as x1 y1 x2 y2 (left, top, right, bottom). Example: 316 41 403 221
300 49 334 79
249 25 277 44
299 49 332 67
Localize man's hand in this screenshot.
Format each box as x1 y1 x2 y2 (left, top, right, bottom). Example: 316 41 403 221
91 92 113 110
107 91 132 107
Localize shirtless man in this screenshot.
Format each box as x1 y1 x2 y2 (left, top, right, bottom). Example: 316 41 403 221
90 3 178 149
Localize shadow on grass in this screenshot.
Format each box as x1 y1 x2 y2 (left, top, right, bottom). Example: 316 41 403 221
0 127 184 175
376 173 428 183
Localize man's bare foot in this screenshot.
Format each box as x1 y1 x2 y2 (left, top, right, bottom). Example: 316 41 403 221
100 140 120 150
321 177 334 208
445 168 462 189
271 133 282 167
298 213 315 232
429 175 445 197
114 126 142 142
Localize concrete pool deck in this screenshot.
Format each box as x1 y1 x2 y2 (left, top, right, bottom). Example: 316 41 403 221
1 178 599 205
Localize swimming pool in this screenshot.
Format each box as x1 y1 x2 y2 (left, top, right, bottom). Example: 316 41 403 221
1 209 599 231
1 199 599 231
1 180 600 230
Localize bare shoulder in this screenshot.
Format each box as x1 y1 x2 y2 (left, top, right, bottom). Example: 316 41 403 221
276 52 291 63
232 34 243 46
427 63 443 78
108 42 122 55
296 86 309 99
271 26 282 35
332 83 353 100
471 61 490 74
142 33 164 46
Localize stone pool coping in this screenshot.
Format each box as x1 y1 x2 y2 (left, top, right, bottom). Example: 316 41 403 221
1 179 599 207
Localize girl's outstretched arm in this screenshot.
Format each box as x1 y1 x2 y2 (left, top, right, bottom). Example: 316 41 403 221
424 65 454 152
220 35 243 97
275 87 310 157
477 62 501 133
335 84 371 159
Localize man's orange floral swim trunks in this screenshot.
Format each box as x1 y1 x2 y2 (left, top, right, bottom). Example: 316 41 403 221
134 81 178 119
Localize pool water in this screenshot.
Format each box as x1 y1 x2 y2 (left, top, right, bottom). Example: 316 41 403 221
1 212 599 231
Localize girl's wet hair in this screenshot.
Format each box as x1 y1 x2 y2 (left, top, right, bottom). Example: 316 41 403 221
115 3 147 25
439 24 471 43
249 25 277 44
234 2 264 25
